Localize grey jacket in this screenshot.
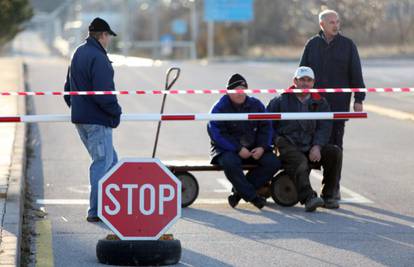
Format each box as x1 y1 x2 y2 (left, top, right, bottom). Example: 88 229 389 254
266 91 332 152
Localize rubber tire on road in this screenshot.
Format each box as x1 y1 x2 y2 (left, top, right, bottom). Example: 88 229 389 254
96 239 181 266
271 171 299 207
175 171 199 207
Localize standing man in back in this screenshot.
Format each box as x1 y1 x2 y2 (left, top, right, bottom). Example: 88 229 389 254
299 9 365 199
64 17 122 222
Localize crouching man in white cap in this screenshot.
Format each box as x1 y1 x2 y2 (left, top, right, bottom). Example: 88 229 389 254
267 67 342 212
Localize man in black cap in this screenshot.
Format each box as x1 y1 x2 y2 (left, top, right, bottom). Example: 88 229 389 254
207 74 281 209
64 17 122 222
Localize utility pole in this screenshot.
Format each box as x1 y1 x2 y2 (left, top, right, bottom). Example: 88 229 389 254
190 0 198 59
122 0 130 56
207 21 214 59
152 0 160 59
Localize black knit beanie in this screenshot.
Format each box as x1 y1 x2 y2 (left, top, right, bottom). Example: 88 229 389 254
227 73 248 89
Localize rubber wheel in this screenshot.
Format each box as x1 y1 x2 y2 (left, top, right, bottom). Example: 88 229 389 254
175 171 199 207
96 239 181 266
271 171 298 207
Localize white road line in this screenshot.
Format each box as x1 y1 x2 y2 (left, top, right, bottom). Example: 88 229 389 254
310 172 373 204
194 198 230 204
61 216 68 222
37 199 89 205
37 172 373 206
36 198 240 205
213 178 232 193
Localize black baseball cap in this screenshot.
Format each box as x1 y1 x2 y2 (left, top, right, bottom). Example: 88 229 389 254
88 17 117 36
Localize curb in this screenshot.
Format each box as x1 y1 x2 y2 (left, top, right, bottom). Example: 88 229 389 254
0 59 26 266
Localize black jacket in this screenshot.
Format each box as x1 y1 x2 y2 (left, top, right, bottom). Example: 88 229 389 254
64 37 122 128
266 90 332 152
207 95 272 164
299 31 365 112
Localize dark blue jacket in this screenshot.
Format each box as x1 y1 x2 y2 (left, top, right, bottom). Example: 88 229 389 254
299 31 365 112
266 89 332 152
64 37 122 128
207 95 273 163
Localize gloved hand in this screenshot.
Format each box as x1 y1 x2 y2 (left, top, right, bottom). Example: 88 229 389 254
111 115 121 128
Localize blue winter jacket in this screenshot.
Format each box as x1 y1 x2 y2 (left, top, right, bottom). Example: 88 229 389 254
299 31 365 112
207 95 273 164
64 37 122 128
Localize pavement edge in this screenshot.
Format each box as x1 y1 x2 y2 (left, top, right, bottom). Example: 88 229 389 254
0 59 27 266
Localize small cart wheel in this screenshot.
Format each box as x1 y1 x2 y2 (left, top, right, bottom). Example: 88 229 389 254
271 171 298 207
175 171 199 207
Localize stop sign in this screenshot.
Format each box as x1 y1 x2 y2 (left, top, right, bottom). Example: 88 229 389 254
98 158 181 240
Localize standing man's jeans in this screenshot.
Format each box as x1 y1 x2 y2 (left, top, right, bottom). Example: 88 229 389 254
76 124 118 217
217 151 281 201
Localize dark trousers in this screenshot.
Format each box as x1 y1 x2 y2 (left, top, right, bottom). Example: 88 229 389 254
217 151 281 201
277 137 342 203
329 120 345 191
329 121 345 150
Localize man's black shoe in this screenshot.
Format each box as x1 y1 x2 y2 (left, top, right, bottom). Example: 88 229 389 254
228 193 242 208
323 198 340 209
305 196 324 212
86 216 101 222
251 196 266 210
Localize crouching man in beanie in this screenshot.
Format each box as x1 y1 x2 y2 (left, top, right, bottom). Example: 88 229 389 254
208 74 281 209
267 67 341 212
64 18 122 222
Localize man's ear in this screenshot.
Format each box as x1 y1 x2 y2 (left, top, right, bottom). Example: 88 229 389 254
319 21 324 30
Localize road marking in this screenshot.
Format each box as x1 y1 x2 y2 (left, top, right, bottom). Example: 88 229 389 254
37 199 88 205
37 172 373 206
376 234 414 249
194 198 230 204
365 104 414 121
61 216 68 222
36 198 238 205
36 220 54 267
310 172 373 203
67 185 90 194
213 178 232 193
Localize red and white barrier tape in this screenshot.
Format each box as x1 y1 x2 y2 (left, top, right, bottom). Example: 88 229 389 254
0 88 413 96
0 112 367 123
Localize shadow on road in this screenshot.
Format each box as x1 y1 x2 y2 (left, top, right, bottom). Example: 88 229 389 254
182 202 414 266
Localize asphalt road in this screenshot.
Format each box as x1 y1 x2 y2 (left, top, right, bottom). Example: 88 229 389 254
15 32 414 266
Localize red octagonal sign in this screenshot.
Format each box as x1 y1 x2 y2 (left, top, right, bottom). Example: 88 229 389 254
98 158 181 240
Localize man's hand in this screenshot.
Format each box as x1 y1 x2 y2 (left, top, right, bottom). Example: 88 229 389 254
354 102 363 112
309 145 321 162
239 147 252 159
251 147 265 160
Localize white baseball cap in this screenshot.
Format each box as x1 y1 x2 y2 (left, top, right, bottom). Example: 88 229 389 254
294 66 315 80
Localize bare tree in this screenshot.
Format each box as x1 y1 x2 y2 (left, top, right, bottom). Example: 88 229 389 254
388 0 414 43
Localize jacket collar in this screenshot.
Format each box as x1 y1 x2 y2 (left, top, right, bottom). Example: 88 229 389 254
286 85 320 103
318 30 340 44
86 36 107 54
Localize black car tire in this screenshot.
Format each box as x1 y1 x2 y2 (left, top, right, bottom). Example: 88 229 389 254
96 239 181 266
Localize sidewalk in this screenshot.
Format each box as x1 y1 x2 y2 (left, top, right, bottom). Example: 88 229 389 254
0 58 26 266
